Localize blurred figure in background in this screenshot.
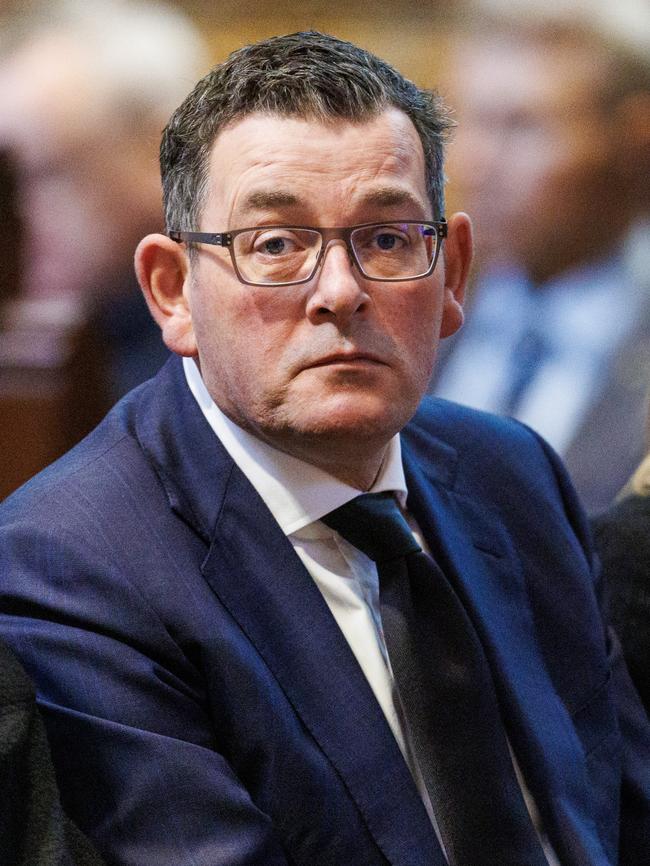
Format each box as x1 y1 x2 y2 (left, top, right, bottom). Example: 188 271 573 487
0 0 208 399
0 636 106 864
432 0 650 514
592 406 650 713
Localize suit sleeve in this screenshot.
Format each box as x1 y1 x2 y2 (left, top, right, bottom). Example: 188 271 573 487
0 518 290 866
532 431 650 860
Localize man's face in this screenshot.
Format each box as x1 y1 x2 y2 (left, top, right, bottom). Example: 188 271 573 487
447 36 616 281
185 109 463 467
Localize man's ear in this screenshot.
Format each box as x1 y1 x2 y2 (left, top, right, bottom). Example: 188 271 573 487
440 212 473 339
134 234 197 357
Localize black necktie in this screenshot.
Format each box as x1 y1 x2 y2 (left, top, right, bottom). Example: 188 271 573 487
322 492 548 866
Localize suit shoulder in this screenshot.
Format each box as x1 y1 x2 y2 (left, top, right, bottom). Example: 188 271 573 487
404 396 593 557
406 396 542 457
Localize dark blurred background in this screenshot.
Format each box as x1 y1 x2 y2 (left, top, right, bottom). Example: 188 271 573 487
0 0 648 511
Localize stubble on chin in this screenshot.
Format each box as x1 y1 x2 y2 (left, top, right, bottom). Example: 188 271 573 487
254 372 416 466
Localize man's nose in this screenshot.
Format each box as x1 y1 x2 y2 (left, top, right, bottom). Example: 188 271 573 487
305 239 369 323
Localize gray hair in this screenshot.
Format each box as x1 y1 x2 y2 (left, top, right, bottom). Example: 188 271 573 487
161 31 453 233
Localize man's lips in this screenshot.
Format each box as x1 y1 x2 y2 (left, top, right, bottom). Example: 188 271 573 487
303 352 386 370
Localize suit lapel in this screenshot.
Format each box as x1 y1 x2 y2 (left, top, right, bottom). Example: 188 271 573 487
136 358 443 866
135 357 230 543
201 466 444 866
401 434 611 865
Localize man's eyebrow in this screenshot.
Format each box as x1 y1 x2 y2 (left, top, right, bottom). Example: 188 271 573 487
236 187 427 221
240 190 301 212
359 187 426 211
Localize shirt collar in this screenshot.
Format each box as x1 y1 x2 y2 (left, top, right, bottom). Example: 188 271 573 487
183 357 408 536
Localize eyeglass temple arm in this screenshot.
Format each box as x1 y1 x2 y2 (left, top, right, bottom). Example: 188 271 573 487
168 231 232 247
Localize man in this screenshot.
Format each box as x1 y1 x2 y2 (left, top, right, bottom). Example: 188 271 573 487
0 0 207 398
432 0 650 514
0 31 648 866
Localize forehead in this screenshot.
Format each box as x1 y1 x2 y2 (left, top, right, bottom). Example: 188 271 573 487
202 108 430 225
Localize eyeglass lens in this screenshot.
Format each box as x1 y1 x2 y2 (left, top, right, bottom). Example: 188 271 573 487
231 223 438 284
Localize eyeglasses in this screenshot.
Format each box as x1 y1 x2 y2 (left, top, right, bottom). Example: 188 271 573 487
169 220 447 287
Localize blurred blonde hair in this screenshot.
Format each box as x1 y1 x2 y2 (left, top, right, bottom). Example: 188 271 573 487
629 399 650 496
630 454 650 496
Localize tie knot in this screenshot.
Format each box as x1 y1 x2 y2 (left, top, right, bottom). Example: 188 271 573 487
321 492 421 563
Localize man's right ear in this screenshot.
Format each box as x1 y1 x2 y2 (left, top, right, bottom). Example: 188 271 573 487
134 234 197 358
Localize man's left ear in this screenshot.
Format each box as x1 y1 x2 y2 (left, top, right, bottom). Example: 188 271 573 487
440 212 473 338
134 233 198 358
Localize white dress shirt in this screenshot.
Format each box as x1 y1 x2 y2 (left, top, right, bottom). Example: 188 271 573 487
183 356 559 864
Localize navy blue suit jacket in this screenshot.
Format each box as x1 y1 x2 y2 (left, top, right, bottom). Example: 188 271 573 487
1 357 648 865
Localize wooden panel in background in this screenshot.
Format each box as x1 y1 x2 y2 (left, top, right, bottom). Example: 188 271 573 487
0 300 111 501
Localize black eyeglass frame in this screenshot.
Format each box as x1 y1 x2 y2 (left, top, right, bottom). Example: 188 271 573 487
168 219 448 287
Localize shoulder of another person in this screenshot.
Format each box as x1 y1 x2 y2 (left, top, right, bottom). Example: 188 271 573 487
593 494 650 553
0 639 36 707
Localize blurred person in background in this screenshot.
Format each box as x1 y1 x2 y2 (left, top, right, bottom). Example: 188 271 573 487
0 0 208 399
592 401 650 713
0 636 106 864
432 0 650 514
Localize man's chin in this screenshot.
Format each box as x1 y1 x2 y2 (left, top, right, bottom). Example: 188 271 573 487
275 393 413 446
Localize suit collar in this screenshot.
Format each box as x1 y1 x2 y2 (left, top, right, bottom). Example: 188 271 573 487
202 465 444 865
134 356 232 543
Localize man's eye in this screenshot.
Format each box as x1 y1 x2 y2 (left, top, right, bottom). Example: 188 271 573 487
376 233 398 251
263 237 288 255
373 230 407 251
254 233 298 256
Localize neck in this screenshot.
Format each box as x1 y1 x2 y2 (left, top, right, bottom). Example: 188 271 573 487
252 426 390 491
279 439 388 491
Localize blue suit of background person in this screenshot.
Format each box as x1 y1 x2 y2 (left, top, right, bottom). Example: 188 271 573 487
0 355 648 866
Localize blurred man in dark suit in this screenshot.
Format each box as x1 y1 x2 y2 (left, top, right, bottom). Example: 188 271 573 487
433 0 650 513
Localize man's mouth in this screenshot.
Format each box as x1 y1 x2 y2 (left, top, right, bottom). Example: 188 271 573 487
305 352 385 369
